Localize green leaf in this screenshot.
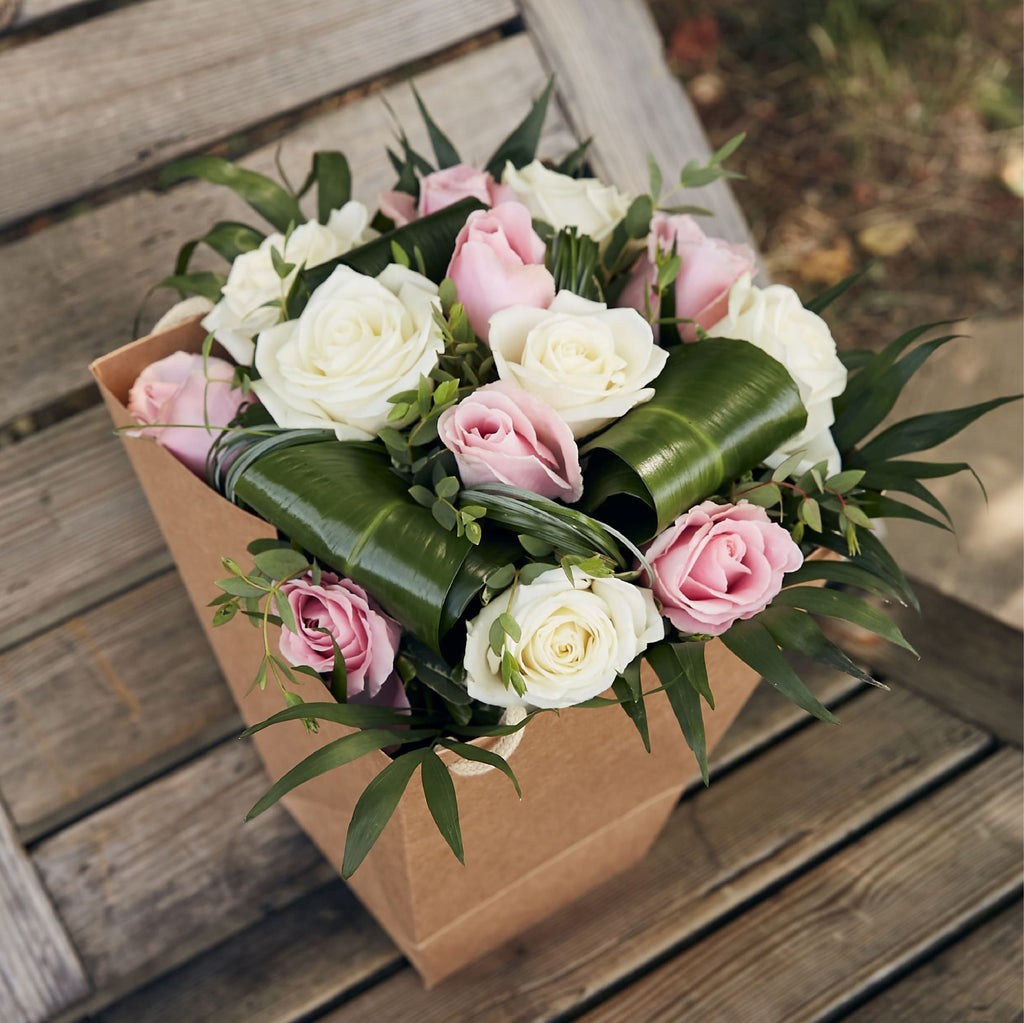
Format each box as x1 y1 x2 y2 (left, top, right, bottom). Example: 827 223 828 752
215 576 267 598
646 644 708 783
784 559 907 604
612 675 650 752
156 271 226 304
411 84 461 169
439 740 522 796
581 339 807 539
673 640 714 708
230 441 511 651
158 156 303 233
420 751 464 862
299 197 485 297
623 194 653 239
816 528 918 611
311 151 352 223
246 728 434 822
852 395 1021 464
241 701 425 736
273 589 298 634
556 137 592 176
647 153 663 200
857 493 951 531
343 749 428 878
759 606 882 687
401 636 472 705
174 221 264 275
803 267 870 314
253 547 310 580
771 586 916 654
711 131 746 164
720 619 839 724
484 75 554 178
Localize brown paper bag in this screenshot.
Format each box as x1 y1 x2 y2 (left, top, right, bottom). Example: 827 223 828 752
90 321 763 984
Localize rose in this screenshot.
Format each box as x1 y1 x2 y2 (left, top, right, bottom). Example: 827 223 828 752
252 263 443 441
278 571 407 709
201 202 375 366
437 381 583 502
378 163 513 227
644 499 804 636
464 567 664 709
488 290 668 438
706 274 847 476
619 214 757 340
501 160 630 245
447 202 555 340
127 351 252 476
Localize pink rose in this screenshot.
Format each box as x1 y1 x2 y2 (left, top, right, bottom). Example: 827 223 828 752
447 202 555 340
438 381 583 502
619 214 757 340
378 163 513 227
644 500 803 635
127 351 252 477
278 572 407 709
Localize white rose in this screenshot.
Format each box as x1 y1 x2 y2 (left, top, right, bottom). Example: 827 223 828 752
502 160 631 245
707 274 847 476
464 567 664 709
489 290 668 438
202 202 376 366
251 263 443 441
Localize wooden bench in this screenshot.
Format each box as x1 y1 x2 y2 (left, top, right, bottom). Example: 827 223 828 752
1 1 1020 1020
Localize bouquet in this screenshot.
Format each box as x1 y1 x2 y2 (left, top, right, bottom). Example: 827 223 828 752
118 81 1017 879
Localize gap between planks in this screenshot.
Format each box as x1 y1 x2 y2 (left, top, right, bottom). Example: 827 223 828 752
79 682 992 1023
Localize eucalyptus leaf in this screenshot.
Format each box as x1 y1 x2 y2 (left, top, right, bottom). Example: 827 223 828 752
253 548 310 580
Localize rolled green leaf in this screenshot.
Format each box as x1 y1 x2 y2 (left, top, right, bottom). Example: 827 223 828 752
580 339 806 539
233 441 510 652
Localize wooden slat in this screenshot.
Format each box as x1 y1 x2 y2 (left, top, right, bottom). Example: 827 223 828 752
0 406 168 651
31 740 332 1000
580 749 1022 1023
0 33 572 426
0 0 516 226
12 0 84 29
86 663 856 1022
246 687 987 1023
838 578 1023 746
845 901 1023 1022
0 795 89 1023
0 571 238 841
519 0 754 250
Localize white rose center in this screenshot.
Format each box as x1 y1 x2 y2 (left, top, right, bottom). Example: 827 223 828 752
522 316 627 394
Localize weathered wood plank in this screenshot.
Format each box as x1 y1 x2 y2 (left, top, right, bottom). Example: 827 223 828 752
0 33 571 426
579 749 1022 1023
835 577 1023 746
279 688 987 1023
84 663 856 1023
0 0 516 226
31 739 331 1001
518 0 754 250
0 794 89 1023
12 0 89 29
0 570 238 841
845 901 1023 1023
0 406 168 651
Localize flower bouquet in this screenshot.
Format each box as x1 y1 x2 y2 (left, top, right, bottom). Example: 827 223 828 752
91 82 1017 982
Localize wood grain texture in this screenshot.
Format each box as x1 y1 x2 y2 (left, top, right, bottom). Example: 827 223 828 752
0 406 168 651
834 577 1023 746
580 749 1023 1023
0 571 238 841
0 0 516 226
0 795 89 1023
518 0 755 250
85 663 855 1023
12 0 82 29
31 739 331 998
0 34 571 425
844 901 1023 1023
308 688 987 1023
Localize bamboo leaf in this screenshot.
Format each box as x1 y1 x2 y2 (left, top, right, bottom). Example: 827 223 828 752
484 75 555 178
771 586 917 654
784 558 907 604
158 157 303 233
439 740 522 795
816 528 918 611
343 749 428 878
858 493 952 530
420 750 464 862
241 701 425 736
720 619 839 724
581 339 806 539
411 85 461 169
803 267 870 314
612 676 650 752
311 151 352 224
245 728 434 821
174 221 264 276
647 644 708 783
